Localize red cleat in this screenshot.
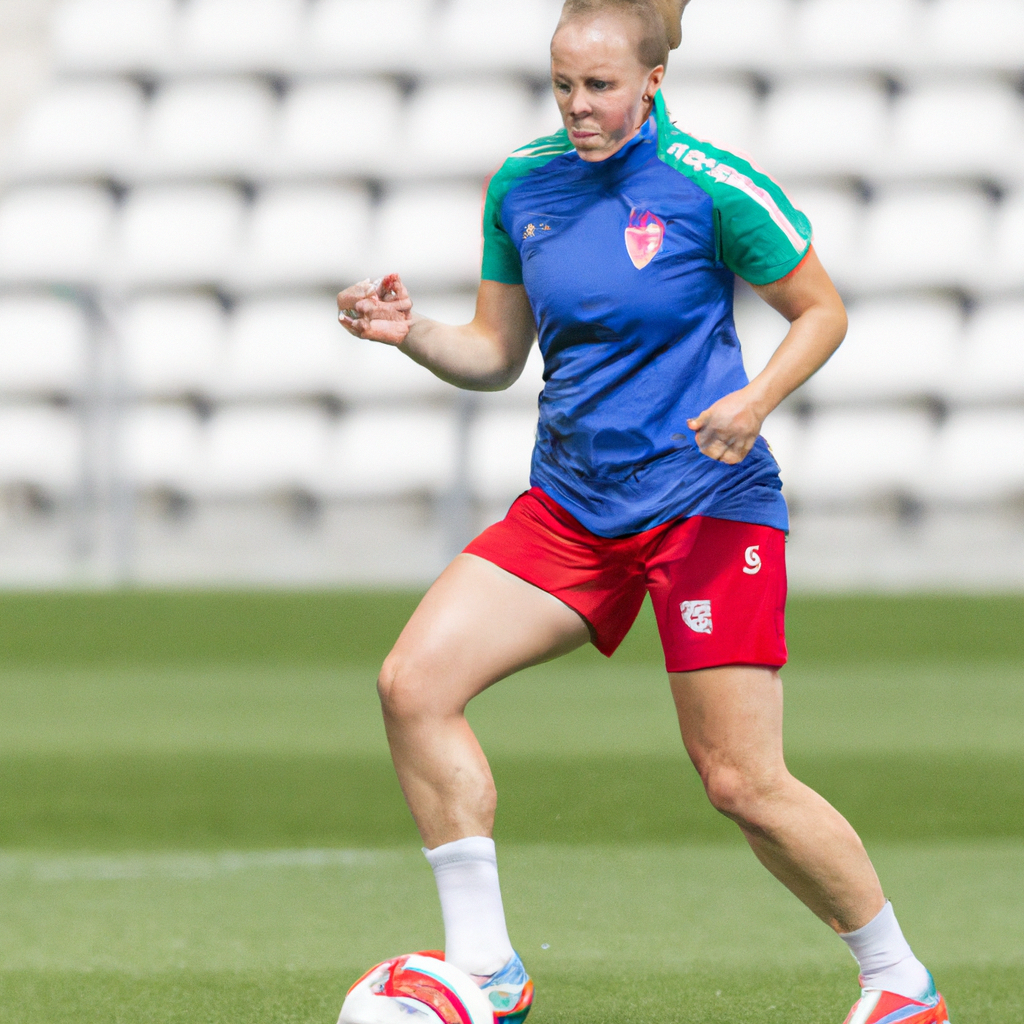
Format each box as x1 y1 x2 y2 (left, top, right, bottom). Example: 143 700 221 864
843 985 950 1024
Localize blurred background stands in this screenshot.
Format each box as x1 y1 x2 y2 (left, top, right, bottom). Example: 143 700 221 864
0 0 1022 588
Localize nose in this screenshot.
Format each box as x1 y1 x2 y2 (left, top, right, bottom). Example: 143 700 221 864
566 89 592 120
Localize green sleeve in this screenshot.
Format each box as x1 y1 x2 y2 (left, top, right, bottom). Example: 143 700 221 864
655 91 812 286
481 171 523 285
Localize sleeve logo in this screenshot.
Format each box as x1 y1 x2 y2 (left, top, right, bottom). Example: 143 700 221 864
625 209 665 269
680 600 713 634
743 545 762 575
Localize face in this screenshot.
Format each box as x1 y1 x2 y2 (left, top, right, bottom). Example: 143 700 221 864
551 12 665 163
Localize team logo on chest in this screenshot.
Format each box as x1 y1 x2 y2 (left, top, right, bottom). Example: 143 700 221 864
624 209 665 269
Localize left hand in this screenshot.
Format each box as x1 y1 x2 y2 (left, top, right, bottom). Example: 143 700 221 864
687 388 764 465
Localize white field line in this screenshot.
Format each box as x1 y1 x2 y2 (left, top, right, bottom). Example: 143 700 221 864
0 848 407 882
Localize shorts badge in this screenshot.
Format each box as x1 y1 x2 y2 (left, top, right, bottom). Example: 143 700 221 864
680 600 713 635
743 545 762 575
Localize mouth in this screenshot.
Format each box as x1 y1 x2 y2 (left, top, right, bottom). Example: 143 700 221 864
569 127 600 142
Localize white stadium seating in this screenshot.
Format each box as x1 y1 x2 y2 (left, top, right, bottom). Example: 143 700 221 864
201 405 332 495
3 80 145 181
468 408 536 501
759 78 889 179
326 408 458 496
375 184 484 289
925 0 1024 72
119 293 225 399
219 296 346 399
51 0 177 75
675 0 794 72
137 79 276 180
113 185 246 287
659 77 758 156
307 0 433 75
236 185 373 289
402 82 536 177
0 295 89 397
794 0 923 73
951 301 1024 404
808 296 962 404
121 403 205 492
0 185 114 285
857 186 994 291
178 0 306 75
4 0 1024 589
273 80 404 179
790 409 935 505
888 78 1024 181
928 410 1024 502
0 404 82 493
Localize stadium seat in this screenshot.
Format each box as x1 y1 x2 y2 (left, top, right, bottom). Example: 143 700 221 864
794 0 923 72
468 408 536 500
924 0 1024 71
0 404 82 493
858 187 994 291
325 407 457 496
792 409 935 504
734 293 790 382
51 0 177 74
759 78 889 178
220 296 347 399
137 79 276 180
375 185 484 289
336 330 451 402
0 295 88 398
674 0 795 72
992 191 1024 290
432 0 559 76
783 184 864 290
236 186 373 290
273 80 404 179
928 410 1024 502
307 0 432 74
807 296 962 403
403 81 536 177
121 403 205 492
759 409 803 488
0 185 114 285
119 294 226 398
201 405 332 495
888 79 1024 180
178 0 305 74
3 80 145 181
950 300 1024 403
114 185 246 287
659 77 758 155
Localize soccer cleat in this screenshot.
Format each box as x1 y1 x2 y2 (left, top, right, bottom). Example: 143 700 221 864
476 951 534 1024
843 976 950 1024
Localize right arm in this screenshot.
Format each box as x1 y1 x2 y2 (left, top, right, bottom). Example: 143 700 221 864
337 275 536 392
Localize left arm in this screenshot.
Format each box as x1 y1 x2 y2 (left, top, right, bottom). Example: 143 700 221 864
687 246 847 465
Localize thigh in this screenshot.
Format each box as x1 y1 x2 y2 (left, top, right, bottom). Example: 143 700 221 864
646 517 788 673
383 552 592 714
668 664 785 778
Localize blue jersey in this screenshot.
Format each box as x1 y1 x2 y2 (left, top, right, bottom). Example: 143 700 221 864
481 91 812 538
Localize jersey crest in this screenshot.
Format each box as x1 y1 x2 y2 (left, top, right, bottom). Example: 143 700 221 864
625 209 666 269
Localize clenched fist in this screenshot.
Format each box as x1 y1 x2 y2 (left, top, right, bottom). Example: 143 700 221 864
337 273 414 345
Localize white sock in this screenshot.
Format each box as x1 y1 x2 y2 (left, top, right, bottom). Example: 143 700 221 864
840 901 932 999
423 836 515 978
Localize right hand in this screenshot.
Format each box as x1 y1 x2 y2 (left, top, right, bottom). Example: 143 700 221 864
337 273 414 346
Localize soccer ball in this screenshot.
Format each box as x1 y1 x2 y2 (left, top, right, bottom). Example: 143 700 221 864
338 951 494 1024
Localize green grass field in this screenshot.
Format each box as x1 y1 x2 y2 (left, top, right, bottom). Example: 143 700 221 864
1 592 1022 1022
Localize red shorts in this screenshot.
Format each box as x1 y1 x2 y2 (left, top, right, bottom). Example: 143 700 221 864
463 488 787 673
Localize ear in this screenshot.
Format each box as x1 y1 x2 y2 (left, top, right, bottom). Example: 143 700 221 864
645 64 666 99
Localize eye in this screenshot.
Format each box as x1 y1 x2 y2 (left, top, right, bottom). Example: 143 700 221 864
554 81 571 95
591 80 609 90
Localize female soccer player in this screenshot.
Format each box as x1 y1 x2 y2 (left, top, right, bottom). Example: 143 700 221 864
337 3 948 1023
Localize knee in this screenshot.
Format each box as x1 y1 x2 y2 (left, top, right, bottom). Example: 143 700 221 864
701 760 789 830
376 650 436 724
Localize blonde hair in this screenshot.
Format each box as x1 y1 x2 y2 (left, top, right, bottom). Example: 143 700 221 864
559 0 672 70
